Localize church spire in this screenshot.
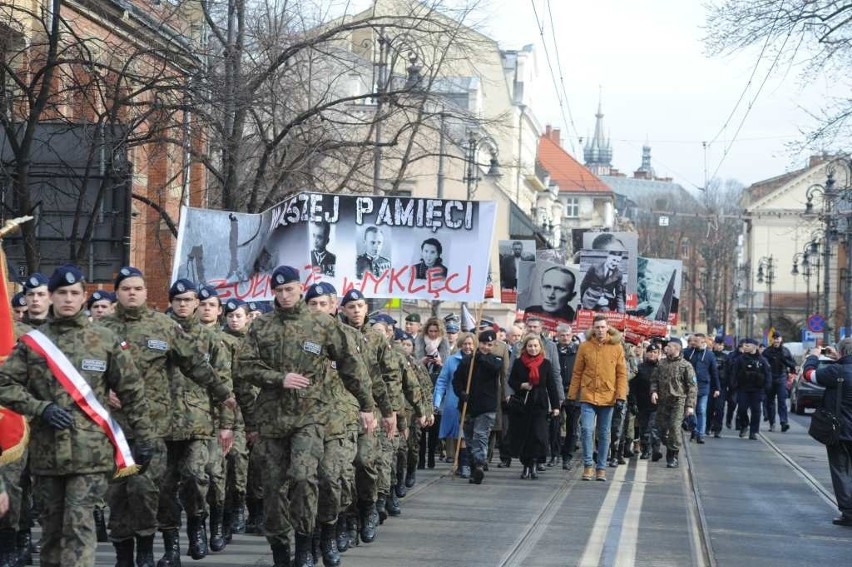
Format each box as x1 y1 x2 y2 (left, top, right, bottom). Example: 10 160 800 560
583 88 612 175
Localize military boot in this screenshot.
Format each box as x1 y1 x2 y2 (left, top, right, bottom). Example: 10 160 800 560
15 529 32 566
245 498 261 534
386 489 401 517
135 535 155 567
186 515 208 560
222 508 233 545
335 514 350 553
405 462 417 488
345 513 359 547
311 531 320 565
0 529 19 567
156 529 181 567
375 494 388 524
666 449 679 468
230 495 247 534
209 506 226 552
94 507 109 543
271 542 291 567
293 533 315 567
319 523 340 567
394 470 407 498
358 502 378 543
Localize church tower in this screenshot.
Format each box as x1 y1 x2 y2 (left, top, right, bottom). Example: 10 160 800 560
583 95 613 176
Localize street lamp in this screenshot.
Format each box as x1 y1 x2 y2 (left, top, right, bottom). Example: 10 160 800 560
756 255 775 329
462 131 500 200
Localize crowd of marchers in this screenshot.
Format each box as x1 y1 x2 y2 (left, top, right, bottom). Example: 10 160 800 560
0 264 851 567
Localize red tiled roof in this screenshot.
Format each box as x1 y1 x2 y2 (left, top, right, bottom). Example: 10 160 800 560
537 135 611 193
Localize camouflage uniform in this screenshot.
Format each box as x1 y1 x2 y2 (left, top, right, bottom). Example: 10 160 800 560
402 353 434 484
98 302 230 546
158 313 233 531
0 310 152 567
383 346 425 501
236 301 374 556
221 328 251 536
651 355 697 453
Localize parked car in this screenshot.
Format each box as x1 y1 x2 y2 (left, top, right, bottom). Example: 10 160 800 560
789 356 831 415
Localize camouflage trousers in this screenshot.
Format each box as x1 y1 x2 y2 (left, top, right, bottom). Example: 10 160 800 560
407 419 422 468
34 472 109 567
0 448 26 530
656 396 686 452
246 437 264 500
354 424 380 505
225 429 249 508
107 438 167 540
259 424 324 544
317 431 358 524
376 420 401 495
158 439 210 528
206 439 226 508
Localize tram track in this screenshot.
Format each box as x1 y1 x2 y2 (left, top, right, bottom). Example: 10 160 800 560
682 438 719 567
757 431 837 510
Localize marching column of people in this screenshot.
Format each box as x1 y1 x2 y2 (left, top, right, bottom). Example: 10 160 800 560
5 262 850 567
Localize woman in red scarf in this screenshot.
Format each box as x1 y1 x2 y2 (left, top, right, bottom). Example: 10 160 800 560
507 335 561 479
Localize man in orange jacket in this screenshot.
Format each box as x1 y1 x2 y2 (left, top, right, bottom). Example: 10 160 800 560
568 315 628 482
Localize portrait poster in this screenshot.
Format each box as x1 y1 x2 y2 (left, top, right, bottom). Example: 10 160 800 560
498 239 535 304
517 259 580 331
635 256 683 325
536 248 567 266
172 193 497 301
578 249 629 314
582 231 639 299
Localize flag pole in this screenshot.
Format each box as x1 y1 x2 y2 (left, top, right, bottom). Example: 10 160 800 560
452 301 485 475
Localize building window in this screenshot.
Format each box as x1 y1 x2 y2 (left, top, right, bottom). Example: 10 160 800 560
681 238 689 258
564 197 579 218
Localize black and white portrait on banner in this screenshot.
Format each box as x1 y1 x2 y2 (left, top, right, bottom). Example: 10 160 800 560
582 231 638 295
498 239 535 303
172 192 496 301
578 249 628 313
635 256 682 325
517 259 580 330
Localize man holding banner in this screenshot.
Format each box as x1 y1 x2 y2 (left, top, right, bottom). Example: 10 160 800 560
0 265 155 567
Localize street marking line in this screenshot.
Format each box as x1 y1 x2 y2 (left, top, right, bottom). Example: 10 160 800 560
615 458 647 566
758 432 837 509
578 464 629 567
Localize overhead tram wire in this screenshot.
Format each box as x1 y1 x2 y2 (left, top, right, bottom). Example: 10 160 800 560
544 0 581 152
529 0 576 154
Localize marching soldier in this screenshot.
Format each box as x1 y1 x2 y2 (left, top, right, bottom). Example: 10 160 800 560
236 266 377 567
99 267 236 567
650 340 697 468
0 265 154 567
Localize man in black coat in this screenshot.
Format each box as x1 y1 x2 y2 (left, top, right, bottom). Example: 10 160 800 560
630 344 662 461
555 325 580 470
731 339 771 439
709 337 730 437
762 332 797 432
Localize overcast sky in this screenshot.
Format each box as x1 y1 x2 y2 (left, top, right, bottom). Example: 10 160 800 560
481 0 835 189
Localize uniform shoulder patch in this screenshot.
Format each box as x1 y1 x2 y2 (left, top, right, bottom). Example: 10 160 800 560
119 340 130 350
303 341 322 355
147 339 169 351
81 359 107 372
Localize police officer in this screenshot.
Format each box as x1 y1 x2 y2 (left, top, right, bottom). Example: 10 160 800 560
762 332 797 432
631 343 662 460
236 267 377 567
0 265 154 567
99 267 236 567
650 340 696 468
731 338 771 440
709 337 729 438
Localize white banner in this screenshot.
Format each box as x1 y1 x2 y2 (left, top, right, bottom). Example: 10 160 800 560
172 193 497 302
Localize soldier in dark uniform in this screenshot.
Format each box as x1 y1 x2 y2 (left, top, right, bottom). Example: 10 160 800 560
0 265 155 567
355 226 391 279
310 222 337 277
236 266 377 567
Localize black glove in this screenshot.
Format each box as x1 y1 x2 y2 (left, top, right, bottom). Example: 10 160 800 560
133 440 155 469
615 399 626 412
42 403 73 430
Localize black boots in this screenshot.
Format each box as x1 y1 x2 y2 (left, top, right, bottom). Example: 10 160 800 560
358 502 378 543
271 542 291 567
157 529 181 567
394 471 407 498
114 539 135 567
186 515 208 560
666 449 679 468
319 523 340 567
209 506 226 552
386 489 401 517
335 514 350 553
520 466 530 479
135 535 155 567
230 495 247 534
0 529 19 567
15 529 32 566
94 507 109 543
245 497 264 534
406 462 417 487
294 533 315 567
375 494 387 523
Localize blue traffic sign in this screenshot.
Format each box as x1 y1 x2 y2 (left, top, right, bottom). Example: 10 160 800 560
807 314 825 333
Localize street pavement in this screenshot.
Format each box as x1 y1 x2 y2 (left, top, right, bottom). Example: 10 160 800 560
63 409 851 566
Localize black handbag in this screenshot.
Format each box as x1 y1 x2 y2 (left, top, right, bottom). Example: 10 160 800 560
507 391 529 414
809 377 844 446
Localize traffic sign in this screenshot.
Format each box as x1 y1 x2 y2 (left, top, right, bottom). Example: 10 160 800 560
807 314 825 333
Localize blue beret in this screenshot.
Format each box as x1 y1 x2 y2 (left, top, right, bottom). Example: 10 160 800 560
198 285 219 301
169 278 197 299
393 327 407 341
340 289 365 306
48 265 85 292
223 298 245 314
23 272 48 290
743 338 759 346
114 266 144 289
11 292 26 308
270 265 300 288
371 313 397 326
305 282 337 302
446 322 460 333
87 290 115 308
